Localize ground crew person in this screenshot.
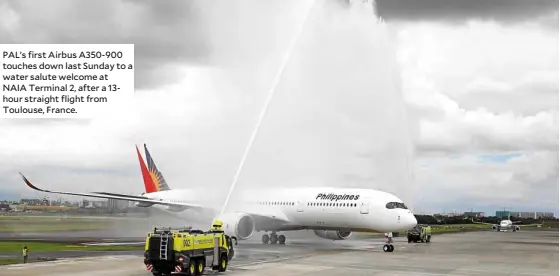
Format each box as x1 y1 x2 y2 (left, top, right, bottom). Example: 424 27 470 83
211 220 224 232
22 245 29 263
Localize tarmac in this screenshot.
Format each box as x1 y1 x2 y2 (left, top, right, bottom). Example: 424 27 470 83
0 228 557 276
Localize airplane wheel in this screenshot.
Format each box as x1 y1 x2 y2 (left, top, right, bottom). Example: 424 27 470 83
278 235 286 244
270 234 278 244
383 244 390 252
261 234 269 244
389 244 394 252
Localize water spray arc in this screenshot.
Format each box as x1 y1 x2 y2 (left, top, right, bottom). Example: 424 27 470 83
220 0 317 215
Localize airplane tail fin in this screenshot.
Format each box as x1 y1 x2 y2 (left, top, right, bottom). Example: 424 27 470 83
136 144 171 193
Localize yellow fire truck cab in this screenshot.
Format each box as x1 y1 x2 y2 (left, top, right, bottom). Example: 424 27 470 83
143 220 234 276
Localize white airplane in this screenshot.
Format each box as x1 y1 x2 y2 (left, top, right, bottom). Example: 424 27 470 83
472 216 543 232
20 144 417 252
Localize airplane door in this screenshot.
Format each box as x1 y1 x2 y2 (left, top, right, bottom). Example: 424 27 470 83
296 201 304 212
360 201 370 214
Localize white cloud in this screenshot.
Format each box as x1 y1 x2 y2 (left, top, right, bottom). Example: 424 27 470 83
0 1 20 34
414 151 558 211
395 18 558 212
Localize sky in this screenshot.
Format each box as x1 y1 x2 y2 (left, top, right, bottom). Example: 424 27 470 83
0 0 558 217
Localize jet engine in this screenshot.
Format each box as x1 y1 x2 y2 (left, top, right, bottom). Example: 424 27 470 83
166 206 188 212
213 212 255 240
135 202 154 208
514 226 520 231
134 193 154 207
492 225 497 230
313 230 352 240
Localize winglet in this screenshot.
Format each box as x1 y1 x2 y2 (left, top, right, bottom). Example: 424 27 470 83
19 173 45 192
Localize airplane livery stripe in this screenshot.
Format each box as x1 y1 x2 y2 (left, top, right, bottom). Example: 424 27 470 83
136 146 159 193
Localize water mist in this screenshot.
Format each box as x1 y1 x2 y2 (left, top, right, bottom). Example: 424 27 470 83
227 0 416 209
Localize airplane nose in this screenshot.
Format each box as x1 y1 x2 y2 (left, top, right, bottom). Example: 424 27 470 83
405 213 417 228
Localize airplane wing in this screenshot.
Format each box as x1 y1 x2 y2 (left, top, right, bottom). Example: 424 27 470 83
514 222 544 227
19 173 204 211
471 218 496 225
249 209 290 223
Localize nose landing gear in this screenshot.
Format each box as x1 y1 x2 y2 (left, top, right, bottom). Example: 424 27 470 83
383 243 394 252
383 235 394 252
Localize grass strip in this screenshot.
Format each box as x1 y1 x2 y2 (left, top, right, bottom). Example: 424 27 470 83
0 222 116 232
0 241 143 253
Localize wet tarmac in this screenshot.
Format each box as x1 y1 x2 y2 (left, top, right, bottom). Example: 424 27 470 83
0 228 557 275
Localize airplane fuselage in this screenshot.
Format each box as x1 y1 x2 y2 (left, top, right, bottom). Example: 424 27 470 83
139 186 417 234
493 219 520 232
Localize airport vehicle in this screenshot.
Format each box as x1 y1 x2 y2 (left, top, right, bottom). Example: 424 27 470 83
471 217 543 232
407 224 431 243
19 144 417 252
144 221 234 276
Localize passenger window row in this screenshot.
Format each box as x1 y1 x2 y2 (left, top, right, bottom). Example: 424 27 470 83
307 202 357 207
257 201 295 206
253 201 357 208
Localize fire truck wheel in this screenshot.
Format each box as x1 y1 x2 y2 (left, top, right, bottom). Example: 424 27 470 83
195 258 205 275
218 253 228 272
186 259 196 276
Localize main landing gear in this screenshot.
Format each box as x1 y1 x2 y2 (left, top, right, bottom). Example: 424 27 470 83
261 232 286 245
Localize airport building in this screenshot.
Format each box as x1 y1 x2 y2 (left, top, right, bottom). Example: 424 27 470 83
495 211 555 219
463 212 485 217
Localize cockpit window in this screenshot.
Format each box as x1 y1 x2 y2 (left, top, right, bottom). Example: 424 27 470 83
385 202 408 209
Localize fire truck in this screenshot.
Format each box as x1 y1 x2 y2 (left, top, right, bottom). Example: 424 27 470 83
143 220 234 275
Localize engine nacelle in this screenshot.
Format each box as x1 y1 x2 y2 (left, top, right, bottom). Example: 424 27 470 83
135 193 154 207
313 230 352 240
135 202 154 208
166 206 188 212
514 226 520 231
492 225 497 230
213 212 255 240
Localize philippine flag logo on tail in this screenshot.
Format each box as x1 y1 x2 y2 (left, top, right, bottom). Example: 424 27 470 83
144 144 171 192
136 144 171 193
